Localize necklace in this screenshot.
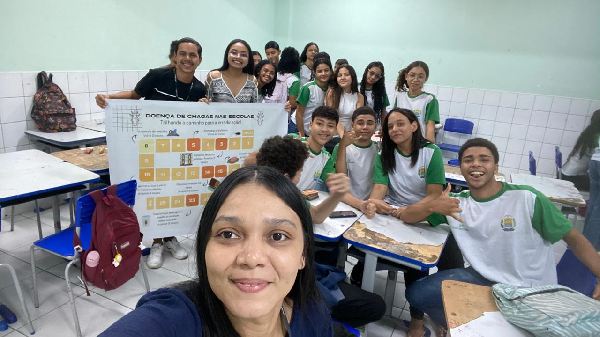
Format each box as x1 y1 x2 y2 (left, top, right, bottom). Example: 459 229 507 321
174 69 194 101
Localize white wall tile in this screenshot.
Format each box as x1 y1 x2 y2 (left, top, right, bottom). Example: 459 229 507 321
437 87 453 101
477 120 495 136
499 92 518 108
586 116 592 126
0 97 26 123
465 104 481 119
2 121 28 147
439 114 448 124
526 126 546 142
449 102 465 118
508 124 528 140
423 84 438 95
492 122 510 137
519 155 530 171
503 153 522 169
543 128 563 145
451 88 468 103
589 101 600 115
496 107 514 123
0 73 24 98
77 113 92 122
467 89 484 104
91 112 105 122
565 114 587 132
506 139 525 154
516 94 535 110
441 132 460 145
569 99 590 116
88 71 107 92
89 92 108 113
492 136 508 153
67 72 89 93
483 90 501 106
533 95 553 111
540 143 557 160
561 130 580 148
480 105 497 120
438 100 450 115
538 158 555 175
69 93 91 115
512 109 531 125
523 141 542 159
499 166 518 177
21 72 38 96
123 71 139 91
106 71 124 91
530 110 549 127
0 125 3 148
51 72 69 93
546 112 567 129
551 97 571 113
469 119 479 134
497 152 505 166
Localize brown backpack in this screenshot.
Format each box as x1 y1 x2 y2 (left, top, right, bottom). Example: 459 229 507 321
31 71 77 132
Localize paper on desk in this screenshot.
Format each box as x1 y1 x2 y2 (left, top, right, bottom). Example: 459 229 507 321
363 213 449 246
450 311 533 337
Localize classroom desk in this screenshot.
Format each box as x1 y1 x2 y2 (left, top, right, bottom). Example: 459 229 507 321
441 280 533 337
0 150 100 233
510 173 586 207
25 128 106 148
50 146 109 175
445 164 506 186
77 120 106 133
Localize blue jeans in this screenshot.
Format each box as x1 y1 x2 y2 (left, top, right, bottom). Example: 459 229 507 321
287 121 310 136
583 160 600 250
406 267 495 328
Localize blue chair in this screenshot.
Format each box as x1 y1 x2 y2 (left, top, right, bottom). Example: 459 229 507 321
29 181 150 337
555 146 563 179
333 318 360 336
557 248 598 298
448 158 460 166
437 118 474 153
529 151 537 175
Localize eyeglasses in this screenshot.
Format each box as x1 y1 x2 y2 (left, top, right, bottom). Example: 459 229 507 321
368 70 382 80
230 50 249 58
407 73 427 81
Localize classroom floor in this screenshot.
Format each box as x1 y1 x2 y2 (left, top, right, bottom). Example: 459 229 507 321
0 204 581 337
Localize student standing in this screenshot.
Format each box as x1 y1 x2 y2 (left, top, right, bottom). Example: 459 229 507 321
299 42 319 87
206 39 258 103
95 37 207 269
254 60 276 102
584 110 600 250
360 61 390 129
394 61 439 143
325 64 364 138
290 58 332 136
264 41 281 67
252 50 262 66
264 47 300 107
561 109 600 191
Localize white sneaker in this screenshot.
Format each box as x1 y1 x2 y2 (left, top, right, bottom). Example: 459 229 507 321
147 243 164 269
164 238 188 260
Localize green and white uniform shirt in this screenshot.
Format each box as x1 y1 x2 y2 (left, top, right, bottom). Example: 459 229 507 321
291 81 328 133
331 141 379 200
364 89 390 111
590 133 600 161
428 183 573 287
394 91 440 138
373 143 445 206
288 134 335 191
299 63 313 87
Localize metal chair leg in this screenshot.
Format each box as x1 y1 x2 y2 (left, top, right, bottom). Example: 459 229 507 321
10 205 15 231
69 194 75 227
0 264 35 334
65 258 83 337
35 200 43 239
30 245 40 308
140 259 150 292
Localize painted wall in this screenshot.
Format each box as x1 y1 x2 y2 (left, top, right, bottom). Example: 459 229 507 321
0 0 276 73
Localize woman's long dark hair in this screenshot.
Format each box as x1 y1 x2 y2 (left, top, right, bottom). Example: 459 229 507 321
395 60 429 92
217 39 254 75
381 108 430 172
360 61 386 121
569 109 600 160
254 60 277 97
278 47 301 75
300 42 319 63
181 166 324 336
326 64 359 111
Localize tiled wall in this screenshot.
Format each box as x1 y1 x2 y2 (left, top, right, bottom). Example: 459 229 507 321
1 71 599 179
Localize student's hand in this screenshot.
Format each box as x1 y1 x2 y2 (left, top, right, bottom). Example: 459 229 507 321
199 98 210 104
392 206 406 219
95 94 109 109
368 198 395 215
326 173 350 196
360 200 377 219
284 101 292 112
340 130 358 148
593 282 600 301
433 184 464 223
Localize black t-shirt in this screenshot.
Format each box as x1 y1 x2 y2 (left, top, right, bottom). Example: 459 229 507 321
134 67 206 102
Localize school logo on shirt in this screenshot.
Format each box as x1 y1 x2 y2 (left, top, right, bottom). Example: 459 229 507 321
500 215 516 232
414 109 421 118
418 166 425 178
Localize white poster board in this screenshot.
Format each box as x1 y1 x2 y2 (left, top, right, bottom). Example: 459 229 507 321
105 100 287 238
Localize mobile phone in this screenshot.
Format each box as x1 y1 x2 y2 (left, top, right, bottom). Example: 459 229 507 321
329 210 357 218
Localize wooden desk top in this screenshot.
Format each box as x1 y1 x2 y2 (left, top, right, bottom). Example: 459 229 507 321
442 280 499 328
51 146 109 173
510 173 586 207
310 191 363 241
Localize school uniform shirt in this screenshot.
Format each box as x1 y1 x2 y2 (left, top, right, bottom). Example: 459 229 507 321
364 89 390 117
394 91 440 137
562 149 591 176
590 134 600 162
427 183 573 287
288 134 336 191
338 92 359 132
299 62 313 87
331 141 379 200
291 81 328 133
134 67 206 102
373 143 445 206
263 73 300 104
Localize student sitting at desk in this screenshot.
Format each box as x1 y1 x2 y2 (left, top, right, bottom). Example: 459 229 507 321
100 166 334 336
95 37 206 269
403 138 600 337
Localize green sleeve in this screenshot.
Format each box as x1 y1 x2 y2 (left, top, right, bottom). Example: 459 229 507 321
425 145 446 185
393 94 397 109
427 213 447 227
330 144 340 170
321 152 336 182
424 97 440 123
296 84 310 107
531 190 573 243
288 80 300 96
294 71 301 78
372 154 389 185
383 92 390 107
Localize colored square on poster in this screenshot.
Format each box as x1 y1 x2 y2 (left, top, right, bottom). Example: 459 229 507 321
146 197 154 210
202 166 214 178
156 197 170 209
156 139 171 152
172 168 185 180
139 154 154 168
172 139 186 152
139 169 154 182
202 139 215 151
228 164 241 174
187 167 200 180
215 165 227 177
216 138 228 150
229 138 241 150
201 193 212 206
242 130 254 136
242 137 254 149
156 168 170 181
139 139 155 153
186 194 200 206
187 138 201 151
171 195 185 208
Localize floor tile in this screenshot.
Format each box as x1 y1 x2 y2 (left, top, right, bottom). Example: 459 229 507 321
0 328 26 337
0 218 54 252
0 253 33 290
160 239 197 278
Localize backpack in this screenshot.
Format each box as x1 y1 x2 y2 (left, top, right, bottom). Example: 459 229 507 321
492 283 600 336
74 185 143 294
31 71 77 132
